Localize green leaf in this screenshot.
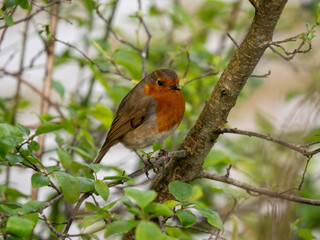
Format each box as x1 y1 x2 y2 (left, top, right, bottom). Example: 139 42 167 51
85 202 102 212
46 165 61 173
163 200 180 209
6 154 24 165
82 212 109 228
144 202 173 219
6 216 35 238
3 14 13 26
5 0 16 8
194 206 223 231
94 180 109 201
55 172 80 203
35 122 62 136
77 177 94 192
123 188 157 209
31 172 50 188
152 142 163 152
105 220 137 237
168 180 193 202
15 0 30 9
135 221 162 240
91 104 114 128
68 146 93 160
297 228 316 240
176 209 196 228
28 140 40 152
22 201 45 214
57 148 72 169
52 80 65 99
17 123 30 136
0 123 24 159
60 118 74 134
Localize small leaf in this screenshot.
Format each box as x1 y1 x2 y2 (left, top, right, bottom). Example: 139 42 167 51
135 221 162 240
297 228 316 240
168 180 193 202
28 140 40 152
123 188 157 209
31 172 50 188
176 209 196 228
194 206 224 231
105 220 137 237
144 202 173 218
94 180 109 201
77 177 94 192
17 123 30 136
82 212 109 228
152 142 162 152
68 146 93 160
6 216 35 238
55 172 80 203
91 104 114 128
35 122 61 136
15 0 31 9
0 123 24 159
46 165 61 173
52 80 65 99
3 14 14 26
22 201 45 214
57 148 72 169
163 200 180 209
6 154 24 165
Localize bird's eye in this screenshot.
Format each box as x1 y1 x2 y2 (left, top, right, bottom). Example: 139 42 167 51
157 80 163 86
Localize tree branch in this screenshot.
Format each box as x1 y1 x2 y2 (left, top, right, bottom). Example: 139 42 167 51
217 128 320 158
200 170 320 206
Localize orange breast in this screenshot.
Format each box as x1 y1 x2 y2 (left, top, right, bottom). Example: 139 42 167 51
144 84 185 133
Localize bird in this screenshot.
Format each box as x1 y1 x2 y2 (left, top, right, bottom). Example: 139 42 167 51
94 69 185 165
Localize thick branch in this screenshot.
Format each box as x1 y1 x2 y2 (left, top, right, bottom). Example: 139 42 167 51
152 0 289 202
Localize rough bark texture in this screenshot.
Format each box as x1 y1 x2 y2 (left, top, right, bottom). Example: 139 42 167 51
152 0 288 202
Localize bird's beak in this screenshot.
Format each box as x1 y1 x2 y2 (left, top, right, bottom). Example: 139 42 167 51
170 85 181 90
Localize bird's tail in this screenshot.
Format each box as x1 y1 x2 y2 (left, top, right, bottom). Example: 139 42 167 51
93 142 113 164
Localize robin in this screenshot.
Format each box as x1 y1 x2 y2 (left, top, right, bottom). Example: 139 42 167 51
94 69 185 165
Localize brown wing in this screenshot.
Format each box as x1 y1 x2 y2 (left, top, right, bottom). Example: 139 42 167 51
94 82 155 164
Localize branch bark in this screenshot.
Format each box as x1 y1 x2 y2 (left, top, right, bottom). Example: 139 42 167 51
152 0 289 202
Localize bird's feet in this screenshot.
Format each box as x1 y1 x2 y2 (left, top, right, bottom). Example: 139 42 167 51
134 150 163 177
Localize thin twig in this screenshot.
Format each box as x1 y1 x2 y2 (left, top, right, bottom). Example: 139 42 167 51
137 0 152 79
54 38 131 80
226 32 239 48
95 4 141 52
217 128 320 158
200 170 320 206
184 71 219 85
298 157 312 190
182 45 190 79
250 70 271 78
61 192 92 239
